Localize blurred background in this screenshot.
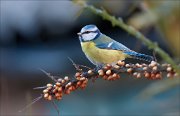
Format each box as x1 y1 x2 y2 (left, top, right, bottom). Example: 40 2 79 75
0 0 180 115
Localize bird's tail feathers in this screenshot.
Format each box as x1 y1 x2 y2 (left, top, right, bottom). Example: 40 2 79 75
124 51 154 62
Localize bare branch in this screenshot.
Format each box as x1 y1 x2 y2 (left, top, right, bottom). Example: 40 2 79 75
19 95 43 113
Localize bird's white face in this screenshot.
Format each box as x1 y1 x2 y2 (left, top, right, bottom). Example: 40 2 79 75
78 25 100 42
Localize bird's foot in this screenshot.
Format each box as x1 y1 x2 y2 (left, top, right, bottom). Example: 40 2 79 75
81 72 88 77
94 65 103 72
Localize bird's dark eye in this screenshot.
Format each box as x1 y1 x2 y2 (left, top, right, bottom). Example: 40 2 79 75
85 31 90 34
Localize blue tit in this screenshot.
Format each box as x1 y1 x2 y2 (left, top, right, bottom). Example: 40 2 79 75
77 24 154 67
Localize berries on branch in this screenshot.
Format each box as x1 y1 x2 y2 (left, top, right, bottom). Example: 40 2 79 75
41 60 179 101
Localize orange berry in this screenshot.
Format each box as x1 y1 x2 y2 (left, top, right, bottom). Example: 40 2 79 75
127 68 133 73
47 86 52 90
106 70 112 75
125 64 130 68
44 93 49 98
103 66 109 70
68 86 73 91
151 73 155 79
150 61 157 67
55 93 61 97
58 87 62 92
167 73 172 78
80 77 86 81
47 95 52 100
112 73 118 78
167 67 172 72
152 66 157 71
65 90 71 94
88 70 93 74
106 64 112 68
43 89 48 93
75 72 81 77
47 83 52 87
136 73 141 78
143 67 148 71
144 72 150 78
64 76 69 81
135 63 142 68
107 76 113 81
117 60 125 66
57 78 62 82
77 81 81 86
61 79 65 84
56 82 61 86
113 65 120 69
155 73 161 79
98 70 104 76
103 75 108 80
133 72 137 76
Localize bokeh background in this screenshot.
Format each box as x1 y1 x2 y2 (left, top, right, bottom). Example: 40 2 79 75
0 0 180 115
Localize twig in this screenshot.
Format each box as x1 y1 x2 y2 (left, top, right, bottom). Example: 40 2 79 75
19 95 43 112
68 57 91 71
68 57 81 72
52 101 60 116
78 65 91 70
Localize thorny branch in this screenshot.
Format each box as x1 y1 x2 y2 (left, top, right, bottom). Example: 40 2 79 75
39 61 178 102
20 60 179 115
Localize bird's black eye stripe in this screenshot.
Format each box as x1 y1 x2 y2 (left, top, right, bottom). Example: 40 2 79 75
84 31 92 34
85 31 91 34
82 31 95 34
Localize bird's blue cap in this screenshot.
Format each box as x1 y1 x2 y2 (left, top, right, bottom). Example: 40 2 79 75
80 24 100 33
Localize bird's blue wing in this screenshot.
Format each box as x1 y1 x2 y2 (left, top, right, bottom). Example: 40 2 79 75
94 34 130 51
96 42 154 62
96 41 130 51
94 34 154 62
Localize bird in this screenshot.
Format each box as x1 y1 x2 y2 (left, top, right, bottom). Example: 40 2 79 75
77 24 154 67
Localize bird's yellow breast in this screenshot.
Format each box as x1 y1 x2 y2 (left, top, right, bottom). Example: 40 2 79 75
81 41 127 64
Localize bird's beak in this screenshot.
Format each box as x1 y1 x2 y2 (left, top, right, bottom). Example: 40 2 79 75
77 32 82 36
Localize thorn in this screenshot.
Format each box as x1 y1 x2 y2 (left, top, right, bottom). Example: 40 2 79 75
68 57 91 70
38 68 57 82
68 57 81 71
33 86 47 90
19 95 43 113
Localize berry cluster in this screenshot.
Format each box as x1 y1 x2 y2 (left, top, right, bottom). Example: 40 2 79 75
42 61 178 101
43 75 88 101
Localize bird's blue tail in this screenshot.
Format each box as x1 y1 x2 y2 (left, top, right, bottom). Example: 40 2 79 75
124 51 154 62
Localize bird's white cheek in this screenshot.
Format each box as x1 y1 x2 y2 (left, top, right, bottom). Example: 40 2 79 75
82 33 97 41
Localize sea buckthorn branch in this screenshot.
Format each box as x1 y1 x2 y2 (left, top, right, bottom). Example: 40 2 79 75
41 61 178 101
73 0 179 73
19 61 179 114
